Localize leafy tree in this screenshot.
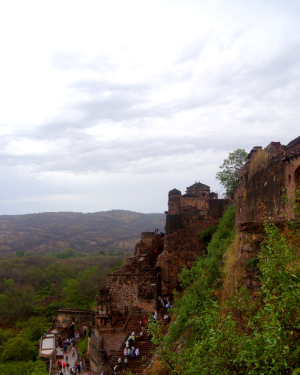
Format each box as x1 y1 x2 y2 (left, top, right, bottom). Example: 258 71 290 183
0 336 36 362
0 360 47 375
99 250 106 256
16 316 49 342
46 300 65 317
216 148 248 196
30 359 48 375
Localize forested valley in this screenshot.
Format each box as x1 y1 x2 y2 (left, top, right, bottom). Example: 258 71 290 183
0 247 126 374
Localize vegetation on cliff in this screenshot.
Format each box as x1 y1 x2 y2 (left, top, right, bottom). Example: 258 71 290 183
216 149 248 196
149 203 300 374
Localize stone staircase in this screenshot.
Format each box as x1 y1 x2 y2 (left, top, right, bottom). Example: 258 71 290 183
106 315 156 375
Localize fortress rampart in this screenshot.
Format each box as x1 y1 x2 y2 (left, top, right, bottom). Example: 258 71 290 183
236 136 300 228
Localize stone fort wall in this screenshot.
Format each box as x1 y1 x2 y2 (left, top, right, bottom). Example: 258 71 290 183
236 137 300 228
106 271 158 312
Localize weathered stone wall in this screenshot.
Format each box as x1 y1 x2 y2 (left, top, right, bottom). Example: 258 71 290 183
180 196 208 213
236 142 300 227
165 214 184 235
57 309 92 328
232 137 300 300
107 271 158 312
88 326 107 373
157 214 219 295
168 195 181 214
135 233 164 256
140 232 155 249
209 199 229 218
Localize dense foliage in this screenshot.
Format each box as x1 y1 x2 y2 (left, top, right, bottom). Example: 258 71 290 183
0 315 49 375
0 251 125 318
0 250 126 374
149 205 300 374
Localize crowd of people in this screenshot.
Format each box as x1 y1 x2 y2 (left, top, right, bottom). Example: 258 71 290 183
113 331 142 374
112 315 153 375
157 295 173 312
57 336 82 375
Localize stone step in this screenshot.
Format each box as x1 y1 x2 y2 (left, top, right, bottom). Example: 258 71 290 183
106 315 157 375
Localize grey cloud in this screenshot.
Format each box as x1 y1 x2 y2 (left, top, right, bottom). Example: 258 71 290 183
0 130 271 176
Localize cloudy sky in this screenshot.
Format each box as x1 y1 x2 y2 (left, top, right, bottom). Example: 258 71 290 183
0 0 299 215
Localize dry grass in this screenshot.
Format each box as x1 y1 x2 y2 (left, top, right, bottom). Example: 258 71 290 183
143 358 171 375
248 149 269 178
220 232 244 303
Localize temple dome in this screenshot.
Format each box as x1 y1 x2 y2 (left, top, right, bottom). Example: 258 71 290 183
168 188 181 196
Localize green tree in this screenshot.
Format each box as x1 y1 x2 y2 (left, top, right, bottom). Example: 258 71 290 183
216 148 248 196
0 336 36 362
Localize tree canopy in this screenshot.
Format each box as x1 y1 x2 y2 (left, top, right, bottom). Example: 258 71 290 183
216 148 248 196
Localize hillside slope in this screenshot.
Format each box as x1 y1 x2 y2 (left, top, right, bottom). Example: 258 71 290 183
0 210 165 255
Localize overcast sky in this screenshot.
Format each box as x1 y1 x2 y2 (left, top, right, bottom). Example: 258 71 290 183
0 0 299 215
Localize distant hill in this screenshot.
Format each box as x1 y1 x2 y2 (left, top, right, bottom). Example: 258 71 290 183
0 210 165 255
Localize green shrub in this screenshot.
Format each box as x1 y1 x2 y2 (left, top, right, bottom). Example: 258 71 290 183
0 336 37 362
77 336 88 356
198 225 218 245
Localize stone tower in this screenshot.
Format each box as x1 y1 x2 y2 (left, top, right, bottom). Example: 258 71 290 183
168 188 181 214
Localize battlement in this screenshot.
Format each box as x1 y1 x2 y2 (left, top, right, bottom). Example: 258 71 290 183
236 135 300 227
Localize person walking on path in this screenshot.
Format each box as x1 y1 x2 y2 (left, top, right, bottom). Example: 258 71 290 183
131 347 134 360
124 356 128 367
124 347 128 357
135 347 139 357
